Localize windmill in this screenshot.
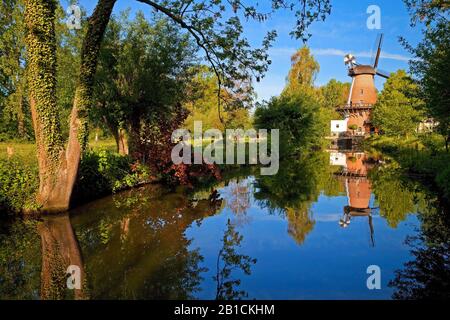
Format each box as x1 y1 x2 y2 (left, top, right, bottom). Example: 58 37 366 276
339 33 390 135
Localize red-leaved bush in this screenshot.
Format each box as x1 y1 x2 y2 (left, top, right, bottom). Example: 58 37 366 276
132 104 221 187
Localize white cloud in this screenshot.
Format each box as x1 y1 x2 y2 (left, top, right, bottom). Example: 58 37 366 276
270 47 412 62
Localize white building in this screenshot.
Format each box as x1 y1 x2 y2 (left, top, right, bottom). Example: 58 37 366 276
330 119 348 136
329 152 347 167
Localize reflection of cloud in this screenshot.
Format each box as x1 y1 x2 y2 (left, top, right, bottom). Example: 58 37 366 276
269 47 412 62
313 214 341 222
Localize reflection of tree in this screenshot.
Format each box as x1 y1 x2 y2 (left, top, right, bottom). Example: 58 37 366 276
70 184 223 299
0 219 41 299
0 215 87 300
370 165 416 228
224 179 251 226
214 219 256 300
286 208 315 245
389 196 450 299
254 152 331 244
38 214 87 300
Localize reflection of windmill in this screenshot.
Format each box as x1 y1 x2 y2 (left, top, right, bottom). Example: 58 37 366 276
335 152 377 247
339 206 377 247
337 34 391 135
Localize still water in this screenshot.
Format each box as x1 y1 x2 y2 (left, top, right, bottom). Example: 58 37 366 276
1 151 448 299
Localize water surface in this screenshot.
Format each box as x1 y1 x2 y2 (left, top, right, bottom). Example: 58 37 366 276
1 151 448 299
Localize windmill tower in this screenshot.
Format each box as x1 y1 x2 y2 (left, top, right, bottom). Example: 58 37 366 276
337 34 390 135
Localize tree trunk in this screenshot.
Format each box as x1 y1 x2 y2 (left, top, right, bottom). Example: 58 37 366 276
446 134 449 152
38 214 87 300
103 115 129 155
128 112 142 160
24 0 116 213
118 128 129 155
17 85 26 138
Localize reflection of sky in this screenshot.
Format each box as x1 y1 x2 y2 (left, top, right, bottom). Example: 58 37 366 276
186 179 419 300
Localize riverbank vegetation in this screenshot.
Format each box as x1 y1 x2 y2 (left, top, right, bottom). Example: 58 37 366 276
368 1 450 200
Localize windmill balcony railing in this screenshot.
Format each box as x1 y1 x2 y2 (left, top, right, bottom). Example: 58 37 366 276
336 103 374 111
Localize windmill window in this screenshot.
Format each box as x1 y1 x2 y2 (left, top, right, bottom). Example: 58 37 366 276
360 89 364 95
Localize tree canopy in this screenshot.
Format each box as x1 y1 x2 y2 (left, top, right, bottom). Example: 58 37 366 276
372 70 424 137
401 0 450 147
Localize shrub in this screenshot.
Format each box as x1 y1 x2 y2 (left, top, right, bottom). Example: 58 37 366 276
71 150 151 205
0 159 38 213
419 133 445 153
254 93 327 157
434 155 450 200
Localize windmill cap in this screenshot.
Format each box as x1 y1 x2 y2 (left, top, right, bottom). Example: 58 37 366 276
349 65 376 76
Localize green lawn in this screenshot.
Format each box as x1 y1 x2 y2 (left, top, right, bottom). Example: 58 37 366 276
0 139 118 164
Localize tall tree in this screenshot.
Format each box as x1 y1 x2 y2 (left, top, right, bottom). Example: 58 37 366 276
0 0 28 139
24 0 116 212
319 79 350 109
94 11 196 155
401 0 450 149
184 66 252 132
372 70 424 137
282 46 320 97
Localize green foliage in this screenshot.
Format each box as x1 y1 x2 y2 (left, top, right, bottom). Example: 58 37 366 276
370 166 416 228
0 219 41 299
254 93 327 156
0 0 32 140
72 150 150 204
24 0 64 161
54 4 84 139
93 11 198 152
184 67 252 132
254 152 331 212
282 46 320 98
130 1 331 102
401 1 450 147
372 70 424 137
436 165 450 200
370 135 450 200
319 79 350 109
0 159 38 213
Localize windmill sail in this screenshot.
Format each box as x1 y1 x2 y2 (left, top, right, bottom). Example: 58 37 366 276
376 68 390 79
373 33 384 69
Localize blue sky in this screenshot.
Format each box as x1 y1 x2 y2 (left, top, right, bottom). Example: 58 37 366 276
71 0 421 101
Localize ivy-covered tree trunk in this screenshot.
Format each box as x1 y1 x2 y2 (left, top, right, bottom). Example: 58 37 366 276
24 0 116 212
17 85 26 138
38 214 87 299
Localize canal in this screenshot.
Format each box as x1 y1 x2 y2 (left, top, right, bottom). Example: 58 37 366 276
0 151 448 299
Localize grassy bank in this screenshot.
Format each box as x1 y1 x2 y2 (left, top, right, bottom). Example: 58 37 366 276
0 139 261 214
0 140 151 214
367 134 450 200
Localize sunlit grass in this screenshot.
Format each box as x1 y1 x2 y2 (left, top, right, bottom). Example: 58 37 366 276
0 139 118 164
